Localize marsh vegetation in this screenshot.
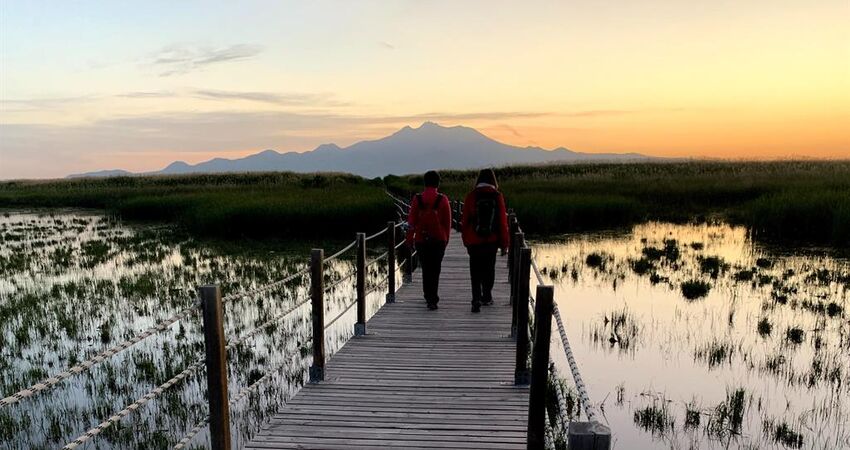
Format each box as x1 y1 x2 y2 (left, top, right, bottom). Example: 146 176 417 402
0 211 391 448
535 222 848 449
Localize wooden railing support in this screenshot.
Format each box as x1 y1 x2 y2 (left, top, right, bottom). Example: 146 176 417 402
568 422 612 450
309 249 325 382
200 285 232 450
514 247 532 385
527 285 554 450
386 222 397 303
403 243 414 283
511 231 524 339
355 232 367 336
507 212 517 274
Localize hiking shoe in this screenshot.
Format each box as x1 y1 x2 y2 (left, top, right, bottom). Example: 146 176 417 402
427 303 439 311
471 304 481 313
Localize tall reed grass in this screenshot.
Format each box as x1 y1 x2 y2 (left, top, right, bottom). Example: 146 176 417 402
389 161 850 246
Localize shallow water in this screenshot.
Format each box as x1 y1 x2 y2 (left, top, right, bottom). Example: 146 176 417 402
0 211 392 449
534 222 850 450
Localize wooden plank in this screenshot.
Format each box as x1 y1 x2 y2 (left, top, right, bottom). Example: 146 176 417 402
247 230 528 450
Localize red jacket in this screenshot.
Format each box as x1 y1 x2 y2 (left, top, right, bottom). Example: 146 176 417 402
461 185 510 249
406 187 452 245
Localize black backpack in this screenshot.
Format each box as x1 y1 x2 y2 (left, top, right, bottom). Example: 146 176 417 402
473 191 499 237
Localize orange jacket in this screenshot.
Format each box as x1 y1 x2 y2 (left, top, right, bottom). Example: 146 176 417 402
406 187 452 245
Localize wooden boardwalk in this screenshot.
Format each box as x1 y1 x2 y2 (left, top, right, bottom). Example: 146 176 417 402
247 231 529 449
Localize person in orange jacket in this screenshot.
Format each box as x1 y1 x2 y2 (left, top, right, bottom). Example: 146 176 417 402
461 169 510 313
406 170 452 310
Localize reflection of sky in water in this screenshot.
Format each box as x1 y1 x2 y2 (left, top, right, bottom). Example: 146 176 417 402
0 211 394 449
533 222 849 449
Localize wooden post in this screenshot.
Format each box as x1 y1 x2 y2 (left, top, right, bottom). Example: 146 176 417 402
514 247 532 385
403 243 414 283
568 422 612 449
309 249 325 382
386 222 397 303
527 285 554 450
508 213 517 275
355 232 367 336
511 232 524 338
200 285 231 450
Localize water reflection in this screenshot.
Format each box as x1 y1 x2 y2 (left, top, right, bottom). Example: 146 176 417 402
534 222 849 449
0 211 393 449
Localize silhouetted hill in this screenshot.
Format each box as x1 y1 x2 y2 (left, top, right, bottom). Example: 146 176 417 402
70 122 652 178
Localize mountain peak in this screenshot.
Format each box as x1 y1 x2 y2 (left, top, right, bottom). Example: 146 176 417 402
69 123 652 178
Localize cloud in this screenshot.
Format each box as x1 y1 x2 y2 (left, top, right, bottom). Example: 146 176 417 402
118 91 175 98
147 44 264 76
190 89 350 107
379 41 395 50
562 110 634 117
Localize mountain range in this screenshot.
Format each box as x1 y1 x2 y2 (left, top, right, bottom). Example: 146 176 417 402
69 122 651 178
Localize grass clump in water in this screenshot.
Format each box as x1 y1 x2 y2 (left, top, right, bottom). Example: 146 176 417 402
681 280 711 300
757 317 772 337
785 326 805 344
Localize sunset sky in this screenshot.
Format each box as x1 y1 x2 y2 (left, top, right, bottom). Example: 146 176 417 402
1 0 848 179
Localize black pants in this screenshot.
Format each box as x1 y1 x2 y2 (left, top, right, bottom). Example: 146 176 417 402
416 241 447 305
467 243 498 307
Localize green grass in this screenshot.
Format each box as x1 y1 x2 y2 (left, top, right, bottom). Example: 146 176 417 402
0 173 394 239
387 161 850 246
3 161 849 245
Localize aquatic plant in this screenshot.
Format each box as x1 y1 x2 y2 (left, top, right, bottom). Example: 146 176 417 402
681 280 711 300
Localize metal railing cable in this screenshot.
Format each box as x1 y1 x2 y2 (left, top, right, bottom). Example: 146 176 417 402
552 302 600 422
0 302 200 408
63 359 205 449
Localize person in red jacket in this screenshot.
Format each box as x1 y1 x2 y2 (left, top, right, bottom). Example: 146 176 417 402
406 170 452 310
461 169 509 313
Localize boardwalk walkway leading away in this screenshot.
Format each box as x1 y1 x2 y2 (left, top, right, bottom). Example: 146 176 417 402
3 193 610 449
247 230 529 450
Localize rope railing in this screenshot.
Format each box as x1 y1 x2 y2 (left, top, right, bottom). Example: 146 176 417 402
225 297 311 351
324 298 358 330
552 302 600 422
0 302 200 408
509 210 611 449
63 359 205 449
10 200 417 449
364 227 387 242
324 239 357 263
172 417 209 450
221 265 310 304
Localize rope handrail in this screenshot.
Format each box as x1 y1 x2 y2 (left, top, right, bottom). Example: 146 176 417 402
324 298 358 330
172 417 209 450
552 302 600 422
175 333 314 449
325 270 357 291
324 239 357 263
364 228 387 242
367 251 389 266
531 259 546 286
221 265 310 304
63 359 205 449
225 297 311 351
0 302 200 408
